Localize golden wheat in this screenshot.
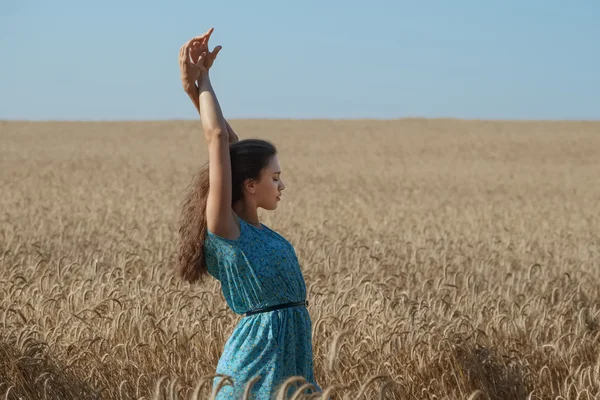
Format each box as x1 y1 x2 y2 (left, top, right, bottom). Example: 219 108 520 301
1 119 599 399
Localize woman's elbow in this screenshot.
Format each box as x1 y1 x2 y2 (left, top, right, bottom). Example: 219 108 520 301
205 128 227 142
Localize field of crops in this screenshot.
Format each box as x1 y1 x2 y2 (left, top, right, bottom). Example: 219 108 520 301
1 119 599 399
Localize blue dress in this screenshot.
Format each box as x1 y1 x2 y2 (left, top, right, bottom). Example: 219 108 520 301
205 215 321 399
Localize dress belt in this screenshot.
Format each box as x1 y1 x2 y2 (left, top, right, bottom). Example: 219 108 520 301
244 300 308 317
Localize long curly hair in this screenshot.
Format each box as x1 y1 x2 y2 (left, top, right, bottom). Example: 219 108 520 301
177 139 277 283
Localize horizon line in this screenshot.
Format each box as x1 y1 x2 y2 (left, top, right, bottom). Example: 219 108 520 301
2 117 600 123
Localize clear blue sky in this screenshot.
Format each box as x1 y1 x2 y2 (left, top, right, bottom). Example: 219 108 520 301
1 0 598 120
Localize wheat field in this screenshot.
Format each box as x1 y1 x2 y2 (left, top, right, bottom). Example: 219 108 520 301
1 119 599 399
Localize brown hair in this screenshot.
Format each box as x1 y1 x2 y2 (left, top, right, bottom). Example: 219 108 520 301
177 139 277 283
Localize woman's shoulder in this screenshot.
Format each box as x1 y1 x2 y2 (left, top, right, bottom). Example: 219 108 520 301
206 211 245 246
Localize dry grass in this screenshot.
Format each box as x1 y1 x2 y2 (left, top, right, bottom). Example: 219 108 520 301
1 119 600 399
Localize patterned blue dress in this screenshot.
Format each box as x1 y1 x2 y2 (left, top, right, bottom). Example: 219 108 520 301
204 215 321 399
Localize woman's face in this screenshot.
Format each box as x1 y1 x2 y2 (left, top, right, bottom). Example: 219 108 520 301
253 155 285 210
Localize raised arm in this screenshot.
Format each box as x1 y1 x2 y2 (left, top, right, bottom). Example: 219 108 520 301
180 35 239 239
184 84 239 144
197 66 240 240
181 29 239 144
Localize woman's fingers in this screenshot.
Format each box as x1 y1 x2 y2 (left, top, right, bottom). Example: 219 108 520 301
199 28 214 47
196 52 207 70
190 42 202 62
185 35 203 54
185 44 194 64
179 45 189 67
184 27 215 49
191 28 212 44
211 45 222 59
180 28 217 66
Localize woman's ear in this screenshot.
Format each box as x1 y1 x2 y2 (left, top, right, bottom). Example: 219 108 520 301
243 178 256 194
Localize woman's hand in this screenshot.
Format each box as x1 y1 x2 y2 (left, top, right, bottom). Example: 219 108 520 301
190 28 222 72
179 29 237 144
179 38 207 92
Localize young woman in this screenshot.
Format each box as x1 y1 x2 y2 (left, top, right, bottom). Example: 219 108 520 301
177 29 321 399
